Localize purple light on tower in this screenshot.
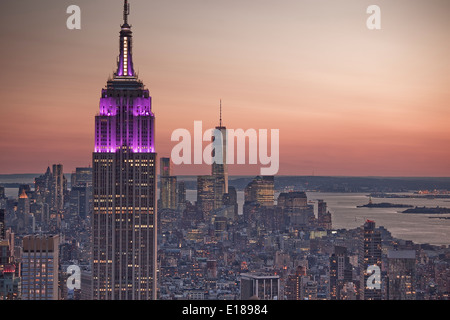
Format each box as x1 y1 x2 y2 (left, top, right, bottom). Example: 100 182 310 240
94 0 154 154
92 0 157 301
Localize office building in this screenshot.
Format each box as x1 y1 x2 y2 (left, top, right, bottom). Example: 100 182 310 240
197 175 216 222
329 246 353 300
317 199 332 230
0 209 4 239
244 176 274 207
212 100 228 210
51 164 66 213
21 235 59 300
387 250 416 300
160 158 177 210
177 181 187 211
240 272 280 300
0 233 20 300
70 167 93 187
92 0 157 300
359 220 382 300
277 191 313 227
285 266 307 300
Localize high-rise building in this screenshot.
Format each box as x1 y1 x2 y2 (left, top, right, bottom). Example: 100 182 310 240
70 183 92 220
285 266 307 300
212 100 228 210
21 235 59 300
317 199 332 230
70 167 93 220
222 186 238 221
70 167 93 187
244 176 274 207
359 220 382 300
0 232 20 300
240 272 280 300
387 250 416 300
177 181 187 211
16 189 33 234
92 0 157 300
277 191 313 227
159 158 177 210
52 164 66 213
0 209 4 239
160 157 171 177
197 175 216 222
329 246 353 300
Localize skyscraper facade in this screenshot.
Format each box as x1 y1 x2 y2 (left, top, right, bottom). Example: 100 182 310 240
197 175 216 222
159 158 177 210
387 250 416 300
92 0 157 300
21 235 59 300
329 246 353 300
212 100 228 210
359 220 382 300
317 199 332 230
244 176 274 207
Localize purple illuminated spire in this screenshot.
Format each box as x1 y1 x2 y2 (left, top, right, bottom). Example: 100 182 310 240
94 0 155 154
116 0 135 77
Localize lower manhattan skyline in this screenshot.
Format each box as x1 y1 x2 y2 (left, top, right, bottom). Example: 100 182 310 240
0 0 449 176
1 0 450 308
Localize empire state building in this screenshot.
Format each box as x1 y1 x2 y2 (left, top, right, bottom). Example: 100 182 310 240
92 0 157 300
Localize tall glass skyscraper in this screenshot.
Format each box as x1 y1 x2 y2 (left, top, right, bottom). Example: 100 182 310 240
92 0 157 300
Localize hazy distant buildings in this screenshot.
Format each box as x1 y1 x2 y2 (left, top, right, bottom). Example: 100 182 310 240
277 191 313 228
69 185 92 220
177 181 187 212
16 189 33 234
70 167 92 187
69 167 93 220
33 165 68 230
160 158 177 210
317 199 332 230
92 1 157 300
222 186 238 221
51 164 66 214
0 210 5 239
197 176 216 222
359 220 382 300
21 235 59 300
244 176 274 208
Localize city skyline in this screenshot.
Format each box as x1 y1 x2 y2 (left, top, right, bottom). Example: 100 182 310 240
1 0 450 176
1 0 450 304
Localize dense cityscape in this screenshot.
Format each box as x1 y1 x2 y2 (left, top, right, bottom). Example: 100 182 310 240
1 166 450 300
1 0 449 303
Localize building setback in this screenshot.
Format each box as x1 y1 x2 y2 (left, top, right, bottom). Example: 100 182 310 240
92 0 157 300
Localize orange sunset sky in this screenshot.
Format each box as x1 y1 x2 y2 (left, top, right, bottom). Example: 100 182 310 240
0 0 449 176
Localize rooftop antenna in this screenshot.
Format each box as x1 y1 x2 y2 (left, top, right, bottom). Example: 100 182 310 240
123 0 130 25
219 99 222 127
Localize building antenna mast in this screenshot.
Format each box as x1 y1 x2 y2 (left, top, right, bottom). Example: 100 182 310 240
220 99 222 127
123 0 130 25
